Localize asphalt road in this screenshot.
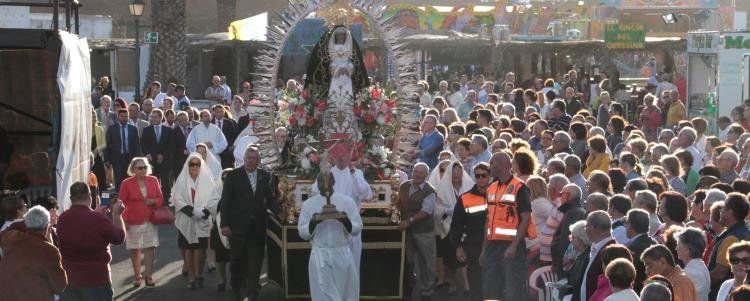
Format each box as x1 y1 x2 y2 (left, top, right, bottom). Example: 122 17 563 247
110 224 471 301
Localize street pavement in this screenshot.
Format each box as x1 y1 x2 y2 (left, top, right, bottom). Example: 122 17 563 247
110 224 471 301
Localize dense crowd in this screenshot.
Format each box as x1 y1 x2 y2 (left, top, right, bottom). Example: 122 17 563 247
3 67 750 301
397 69 750 301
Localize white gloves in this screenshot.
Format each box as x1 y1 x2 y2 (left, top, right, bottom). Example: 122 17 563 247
192 207 205 220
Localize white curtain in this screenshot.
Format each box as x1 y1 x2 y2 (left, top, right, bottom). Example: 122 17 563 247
56 31 92 210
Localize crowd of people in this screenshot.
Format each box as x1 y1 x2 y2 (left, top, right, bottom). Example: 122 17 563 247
396 69 750 301
5 65 750 301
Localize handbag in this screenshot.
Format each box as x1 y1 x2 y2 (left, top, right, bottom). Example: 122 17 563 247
150 206 175 225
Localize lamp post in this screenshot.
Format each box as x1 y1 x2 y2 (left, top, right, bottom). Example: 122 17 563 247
129 0 145 103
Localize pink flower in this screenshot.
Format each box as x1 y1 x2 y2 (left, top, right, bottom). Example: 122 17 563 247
288 116 297 127
295 105 308 118
309 152 320 163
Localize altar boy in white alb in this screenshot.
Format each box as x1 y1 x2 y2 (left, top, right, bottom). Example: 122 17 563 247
299 171 363 301
186 109 227 156
312 141 373 269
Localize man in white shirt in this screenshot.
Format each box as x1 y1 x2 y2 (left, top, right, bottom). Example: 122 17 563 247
311 140 372 269
675 227 710 301
676 127 702 172
609 195 631 244
418 82 432 108
447 82 464 108
581 210 615 301
186 109 228 156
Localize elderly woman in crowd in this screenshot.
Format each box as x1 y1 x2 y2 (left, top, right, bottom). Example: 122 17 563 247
717 241 750 301
584 135 611 178
557 220 591 300
118 157 163 287
172 153 219 289
434 161 473 294
675 227 710 301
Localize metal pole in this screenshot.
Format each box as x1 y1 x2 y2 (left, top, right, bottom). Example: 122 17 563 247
52 0 59 30
74 4 80 34
134 17 141 103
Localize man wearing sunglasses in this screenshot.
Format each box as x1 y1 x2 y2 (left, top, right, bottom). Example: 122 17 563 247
448 163 491 301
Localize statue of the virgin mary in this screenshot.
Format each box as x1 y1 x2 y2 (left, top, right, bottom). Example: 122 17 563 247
304 25 369 142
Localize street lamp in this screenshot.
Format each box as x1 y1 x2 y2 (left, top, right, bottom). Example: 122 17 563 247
129 0 145 102
662 12 694 31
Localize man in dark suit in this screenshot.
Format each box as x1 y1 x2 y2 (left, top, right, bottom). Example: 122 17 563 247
141 109 174 200
220 146 281 301
212 104 238 168
172 111 192 177
105 109 141 191
625 208 657 293
551 184 586 276
581 210 615 301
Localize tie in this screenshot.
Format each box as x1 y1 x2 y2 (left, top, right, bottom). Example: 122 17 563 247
217 119 222 129
183 127 188 137
155 126 161 141
249 172 256 192
120 125 127 154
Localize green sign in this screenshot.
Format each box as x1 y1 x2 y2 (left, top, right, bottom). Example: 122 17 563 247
604 23 645 49
144 31 158 44
725 35 750 49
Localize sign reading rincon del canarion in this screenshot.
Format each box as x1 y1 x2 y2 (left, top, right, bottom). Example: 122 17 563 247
605 23 646 50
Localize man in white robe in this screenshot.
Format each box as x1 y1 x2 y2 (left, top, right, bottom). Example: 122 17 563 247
299 172 363 301
186 109 228 156
311 141 372 269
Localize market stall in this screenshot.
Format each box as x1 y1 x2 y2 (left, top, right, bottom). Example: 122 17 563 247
687 31 750 134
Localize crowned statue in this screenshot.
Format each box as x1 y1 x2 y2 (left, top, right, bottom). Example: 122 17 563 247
304 24 369 142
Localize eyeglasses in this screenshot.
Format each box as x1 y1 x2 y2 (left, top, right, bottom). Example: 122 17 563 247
475 173 489 178
134 166 147 170
730 256 750 265
189 162 201 167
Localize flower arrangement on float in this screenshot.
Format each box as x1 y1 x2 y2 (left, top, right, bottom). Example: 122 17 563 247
279 85 398 181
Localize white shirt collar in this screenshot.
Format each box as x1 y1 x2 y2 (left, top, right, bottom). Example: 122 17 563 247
590 236 614 256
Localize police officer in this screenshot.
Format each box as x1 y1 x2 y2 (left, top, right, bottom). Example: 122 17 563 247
480 151 534 300
449 162 491 301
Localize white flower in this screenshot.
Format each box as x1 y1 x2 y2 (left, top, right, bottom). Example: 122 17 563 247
306 135 318 143
384 168 392 177
300 158 311 170
376 116 386 125
298 116 307 126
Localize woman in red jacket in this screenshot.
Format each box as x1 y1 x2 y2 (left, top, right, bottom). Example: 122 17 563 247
119 157 164 287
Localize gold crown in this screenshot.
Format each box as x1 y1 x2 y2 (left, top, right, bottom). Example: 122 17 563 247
318 0 354 28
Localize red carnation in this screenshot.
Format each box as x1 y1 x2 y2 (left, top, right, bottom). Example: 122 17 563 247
301 89 311 99
353 105 363 117
371 88 382 100
316 101 327 111
385 99 396 108
288 116 298 127
363 113 375 124
306 117 316 128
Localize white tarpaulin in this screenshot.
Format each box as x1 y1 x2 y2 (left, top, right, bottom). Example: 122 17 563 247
56 31 92 210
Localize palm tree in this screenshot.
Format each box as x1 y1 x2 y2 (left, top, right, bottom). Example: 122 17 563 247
216 0 236 32
146 0 187 86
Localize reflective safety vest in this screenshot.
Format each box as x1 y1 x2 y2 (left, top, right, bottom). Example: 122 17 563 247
485 177 537 241
462 193 487 214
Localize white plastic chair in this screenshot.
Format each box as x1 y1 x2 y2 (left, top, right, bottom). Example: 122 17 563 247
529 265 558 301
